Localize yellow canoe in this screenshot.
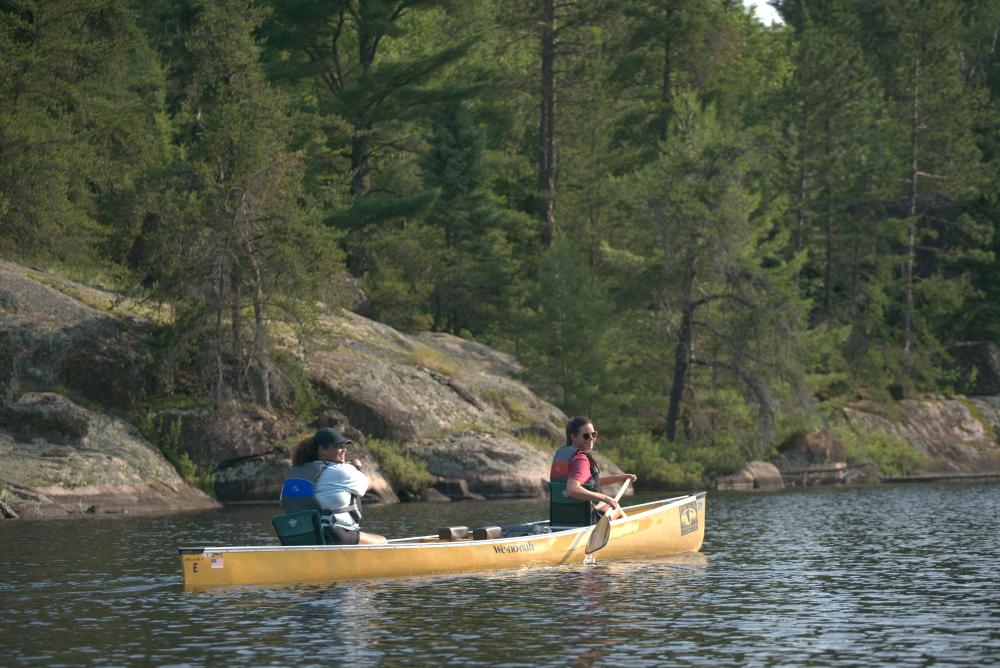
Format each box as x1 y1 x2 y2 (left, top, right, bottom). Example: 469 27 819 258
178 492 707 589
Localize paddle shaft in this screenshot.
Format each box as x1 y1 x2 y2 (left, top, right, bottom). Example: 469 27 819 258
604 477 630 515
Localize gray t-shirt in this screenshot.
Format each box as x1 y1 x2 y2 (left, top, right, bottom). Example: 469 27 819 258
314 463 369 530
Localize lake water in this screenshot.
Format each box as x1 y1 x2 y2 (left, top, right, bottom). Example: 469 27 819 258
2 483 999 666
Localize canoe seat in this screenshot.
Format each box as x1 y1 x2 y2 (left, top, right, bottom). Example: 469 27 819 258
437 526 469 540
472 526 503 540
272 509 325 546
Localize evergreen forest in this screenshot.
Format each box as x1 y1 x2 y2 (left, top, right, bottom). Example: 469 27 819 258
4 0 1000 484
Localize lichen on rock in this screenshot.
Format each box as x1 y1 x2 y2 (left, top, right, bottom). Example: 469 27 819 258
0 392 218 518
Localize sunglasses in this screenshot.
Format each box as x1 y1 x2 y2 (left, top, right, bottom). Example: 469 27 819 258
581 431 598 441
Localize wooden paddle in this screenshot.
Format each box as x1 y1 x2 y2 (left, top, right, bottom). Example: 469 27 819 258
585 478 630 554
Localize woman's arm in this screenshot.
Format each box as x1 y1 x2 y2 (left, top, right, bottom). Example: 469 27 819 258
348 459 370 493
599 473 637 486
566 478 619 510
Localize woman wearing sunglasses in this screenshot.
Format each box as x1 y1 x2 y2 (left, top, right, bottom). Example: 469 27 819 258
548 416 638 527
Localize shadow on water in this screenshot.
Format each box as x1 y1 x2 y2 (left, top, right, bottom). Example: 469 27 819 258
2 483 999 666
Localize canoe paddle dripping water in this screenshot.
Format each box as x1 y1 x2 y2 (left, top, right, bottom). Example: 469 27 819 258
585 478 630 554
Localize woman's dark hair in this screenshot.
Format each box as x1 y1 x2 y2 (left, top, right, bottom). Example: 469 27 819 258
291 434 320 466
565 416 593 445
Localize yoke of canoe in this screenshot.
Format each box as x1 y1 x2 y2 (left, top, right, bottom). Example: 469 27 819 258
178 492 707 589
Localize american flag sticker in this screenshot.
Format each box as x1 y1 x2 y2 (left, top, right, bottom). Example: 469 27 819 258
211 557 224 569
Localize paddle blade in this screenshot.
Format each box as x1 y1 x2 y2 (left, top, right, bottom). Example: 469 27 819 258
584 478 630 555
585 515 612 554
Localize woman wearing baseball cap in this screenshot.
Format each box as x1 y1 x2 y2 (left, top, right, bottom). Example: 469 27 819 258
281 427 387 545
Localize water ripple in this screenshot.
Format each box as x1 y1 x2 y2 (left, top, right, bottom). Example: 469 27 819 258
1 484 999 665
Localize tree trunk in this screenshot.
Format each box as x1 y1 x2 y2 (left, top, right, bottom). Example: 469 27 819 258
350 131 372 196
659 6 674 142
253 290 271 410
538 0 558 246
796 102 809 254
824 117 833 318
214 259 226 409
351 6 379 197
666 301 693 442
903 57 919 353
667 260 696 442
230 266 244 397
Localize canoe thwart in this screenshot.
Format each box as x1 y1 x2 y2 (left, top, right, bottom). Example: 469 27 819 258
472 526 503 540
437 526 470 540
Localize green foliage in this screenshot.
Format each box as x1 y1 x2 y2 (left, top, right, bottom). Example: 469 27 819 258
833 425 928 477
603 431 745 489
774 410 824 453
804 323 854 408
365 439 436 496
603 435 698 489
135 0 341 407
137 413 214 493
271 350 323 420
358 221 438 332
612 92 809 447
418 103 523 335
0 0 168 262
519 238 615 416
3 0 1000 480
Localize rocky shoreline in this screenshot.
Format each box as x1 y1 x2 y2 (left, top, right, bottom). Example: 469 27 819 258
2 260 1000 519
0 260 617 519
719 394 1000 491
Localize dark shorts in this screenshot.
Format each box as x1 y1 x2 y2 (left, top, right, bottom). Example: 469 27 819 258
324 525 361 545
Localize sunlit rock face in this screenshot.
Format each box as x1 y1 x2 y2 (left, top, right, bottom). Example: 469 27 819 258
839 397 1000 474
0 392 218 518
0 261 153 410
717 461 784 491
0 261 575 510
293 309 573 500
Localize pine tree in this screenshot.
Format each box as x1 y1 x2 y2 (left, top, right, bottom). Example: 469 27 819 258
610 0 732 151
0 0 166 262
139 0 338 408
495 0 613 246
616 94 806 450
419 103 523 336
520 237 614 415
855 0 987 386
784 21 892 325
260 1 479 257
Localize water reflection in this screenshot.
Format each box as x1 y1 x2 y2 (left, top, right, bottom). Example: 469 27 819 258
2 484 999 665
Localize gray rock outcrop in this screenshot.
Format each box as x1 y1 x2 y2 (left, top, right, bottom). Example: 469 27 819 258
413 431 552 499
0 261 577 514
0 392 218 518
303 311 566 443
717 461 784 491
294 310 574 499
770 427 873 485
0 262 152 409
839 397 1000 473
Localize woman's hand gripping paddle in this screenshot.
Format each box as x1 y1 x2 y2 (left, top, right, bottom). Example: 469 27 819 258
585 478 630 554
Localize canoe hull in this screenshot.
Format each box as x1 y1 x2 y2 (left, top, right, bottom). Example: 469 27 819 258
179 492 706 588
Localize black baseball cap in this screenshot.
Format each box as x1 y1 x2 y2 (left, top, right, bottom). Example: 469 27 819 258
314 427 352 447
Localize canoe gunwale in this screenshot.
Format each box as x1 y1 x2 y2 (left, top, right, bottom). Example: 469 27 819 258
176 492 706 555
